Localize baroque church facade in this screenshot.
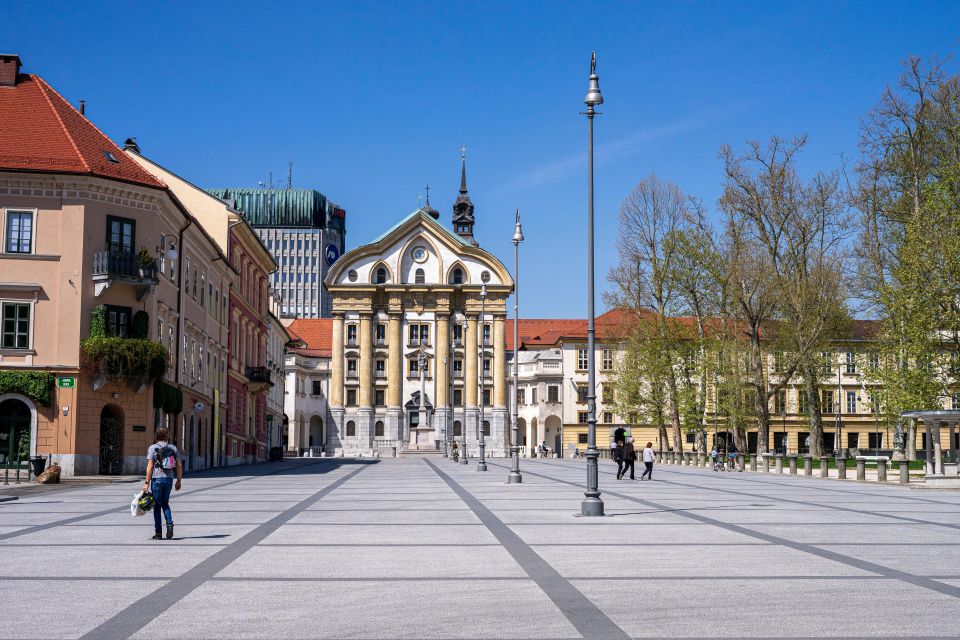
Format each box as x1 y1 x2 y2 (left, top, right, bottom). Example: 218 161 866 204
323 161 514 456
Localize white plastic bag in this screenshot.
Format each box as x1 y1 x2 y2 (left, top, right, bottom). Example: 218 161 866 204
131 490 146 517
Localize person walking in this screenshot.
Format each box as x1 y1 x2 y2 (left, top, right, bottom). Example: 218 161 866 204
142 427 182 540
641 441 655 480
613 437 625 479
621 437 637 480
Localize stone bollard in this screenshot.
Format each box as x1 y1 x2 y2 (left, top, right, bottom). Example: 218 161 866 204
837 457 847 480
749 454 757 472
695 452 701 466
737 454 745 471
804 455 813 476
684 452 691 466
878 457 888 483
788 455 798 475
775 455 784 474
856 457 866 481
899 460 909 484
819 456 829 478
761 453 771 473
703 453 710 468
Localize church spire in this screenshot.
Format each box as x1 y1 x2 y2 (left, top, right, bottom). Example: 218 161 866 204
452 145 478 246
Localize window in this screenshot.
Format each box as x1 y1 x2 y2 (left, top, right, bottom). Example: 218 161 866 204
409 358 428 376
453 389 462 406
577 348 588 370
375 359 385 376
346 420 356 437
1 302 30 349
374 420 385 437
845 352 856 375
482 420 490 436
869 392 879 413
821 390 834 415
482 389 491 406
347 324 357 346
452 324 463 344
820 352 833 374
868 432 883 449
578 411 589 424
576 385 588 403
347 359 358 377
601 385 613 404
106 216 135 255
869 352 880 370
453 359 463 375
798 390 809 414
192 266 198 300
578 433 588 445
200 274 206 305
773 352 784 373
953 394 960 411
346 390 357 406
375 267 387 284
846 391 857 414
415 268 425 284
482 324 491 345
5 210 33 253
775 390 786 415
847 432 859 449
547 386 558 403
311 380 322 396
184 259 191 296
603 411 613 424
375 324 386 344
482 358 490 376
105 305 132 338
420 325 429 345
375 389 385 406
451 268 464 285
453 421 462 437
601 349 613 371
157 318 163 342
517 388 525 405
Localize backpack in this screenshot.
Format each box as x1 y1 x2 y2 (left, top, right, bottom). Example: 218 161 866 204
613 446 624 463
154 444 177 471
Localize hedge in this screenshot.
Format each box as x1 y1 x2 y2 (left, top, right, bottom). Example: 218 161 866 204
0 371 54 407
80 337 169 381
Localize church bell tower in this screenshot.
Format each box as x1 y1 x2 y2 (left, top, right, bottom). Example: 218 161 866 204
452 148 478 246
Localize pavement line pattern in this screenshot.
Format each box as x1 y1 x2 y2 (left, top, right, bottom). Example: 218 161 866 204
425 459 631 640
539 458 960 531
78 463 367 640
491 461 960 601
0 458 327 543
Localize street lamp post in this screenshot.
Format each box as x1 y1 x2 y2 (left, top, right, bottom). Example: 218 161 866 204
443 355 449 457
581 52 604 517
478 284 488 471
461 318 469 465
508 210 524 484
835 362 843 460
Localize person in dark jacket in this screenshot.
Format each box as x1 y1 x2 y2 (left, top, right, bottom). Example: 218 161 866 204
619 437 637 480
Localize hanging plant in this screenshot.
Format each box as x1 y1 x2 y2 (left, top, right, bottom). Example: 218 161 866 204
80 337 169 381
0 371 54 407
152 379 182 414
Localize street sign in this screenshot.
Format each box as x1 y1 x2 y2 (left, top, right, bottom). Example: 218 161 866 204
57 376 75 388
325 243 340 266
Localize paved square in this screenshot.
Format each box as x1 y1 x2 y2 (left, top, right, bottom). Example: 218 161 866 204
1 457 959 639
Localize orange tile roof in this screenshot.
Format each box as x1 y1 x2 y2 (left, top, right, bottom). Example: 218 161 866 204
287 318 332 357
0 73 165 188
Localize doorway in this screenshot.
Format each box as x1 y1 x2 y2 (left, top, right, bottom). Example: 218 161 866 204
0 398 31 466
99 404 124 475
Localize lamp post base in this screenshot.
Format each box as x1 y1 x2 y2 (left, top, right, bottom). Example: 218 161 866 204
580 497 604 517
507 470 522 484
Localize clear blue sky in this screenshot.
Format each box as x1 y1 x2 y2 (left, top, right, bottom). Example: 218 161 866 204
2 1 958 318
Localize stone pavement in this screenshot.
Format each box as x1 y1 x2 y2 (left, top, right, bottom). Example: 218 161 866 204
1 456 959 639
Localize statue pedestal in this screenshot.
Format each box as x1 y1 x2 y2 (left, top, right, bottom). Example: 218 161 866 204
409 428 437 450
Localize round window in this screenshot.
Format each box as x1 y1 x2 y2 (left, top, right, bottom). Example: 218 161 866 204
347 269 358 282
412 246 428 263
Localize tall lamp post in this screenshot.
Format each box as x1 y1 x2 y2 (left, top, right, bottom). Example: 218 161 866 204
508 210 524 484
581 52 604 517
835 361 843 459
461 318 469 465
478 284 488 471
443 355 450 457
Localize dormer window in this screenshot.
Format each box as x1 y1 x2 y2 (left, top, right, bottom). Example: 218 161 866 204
375 267 387 284
415 268 425 284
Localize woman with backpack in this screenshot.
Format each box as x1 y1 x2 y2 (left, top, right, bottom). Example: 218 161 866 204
142 427 182 540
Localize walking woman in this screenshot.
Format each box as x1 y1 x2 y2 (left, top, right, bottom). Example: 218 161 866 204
640 441 655 480
142 427 183 540
620 437 637 480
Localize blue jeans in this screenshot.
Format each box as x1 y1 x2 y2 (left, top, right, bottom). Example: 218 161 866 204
151 477 173 533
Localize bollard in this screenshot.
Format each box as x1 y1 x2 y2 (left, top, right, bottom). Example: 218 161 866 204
837 457 847 479
695 452 701 466
878 457 888 483
761 453 770 473
804 455 813 476
899 460 909 484
683 452 690 466
775 455 784 474
788 455 798 475
856 457 866 481
702 453 710 468
820 456 829 478
737 454 745 471
655 452 662 463
3 459 7 485
749 454 757 472
15 458 20 484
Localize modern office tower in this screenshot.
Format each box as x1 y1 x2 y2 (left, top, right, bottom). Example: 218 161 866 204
207 188 346 318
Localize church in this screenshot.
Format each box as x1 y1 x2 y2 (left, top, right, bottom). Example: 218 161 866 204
322 159 514 456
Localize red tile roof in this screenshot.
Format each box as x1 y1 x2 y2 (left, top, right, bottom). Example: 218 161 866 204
0 74 165 188
287 318 332 357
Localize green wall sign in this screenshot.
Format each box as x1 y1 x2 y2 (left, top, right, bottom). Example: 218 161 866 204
57 377 76 388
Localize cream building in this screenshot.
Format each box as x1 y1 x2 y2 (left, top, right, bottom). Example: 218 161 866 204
324 205 513 457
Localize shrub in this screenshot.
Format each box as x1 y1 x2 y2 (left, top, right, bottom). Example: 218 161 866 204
0 371 54 406
152 379 183 414
80 337 169 381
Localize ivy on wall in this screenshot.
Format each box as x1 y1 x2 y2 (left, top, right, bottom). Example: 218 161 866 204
90 305 107 339
0 371 54 407
80 337 169 381
152 380 183 415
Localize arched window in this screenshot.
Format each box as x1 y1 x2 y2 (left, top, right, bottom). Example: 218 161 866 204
375 420 385 437
452 268 464 285
346 420 356 437
453 420 462 437
375 267 387 284
415 268 425 284
482 420 491 437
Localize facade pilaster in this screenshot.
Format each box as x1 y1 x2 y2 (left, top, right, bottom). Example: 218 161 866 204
331 314 344 408
465 315 478 407
387 313 403 441
491 314 508 456
358 314 374 446
435 314 451 449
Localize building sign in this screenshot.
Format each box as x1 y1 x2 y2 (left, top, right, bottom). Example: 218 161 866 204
57 376 76 388
325 243 340 266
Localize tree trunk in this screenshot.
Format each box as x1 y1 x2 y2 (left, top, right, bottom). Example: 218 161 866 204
658 421 669 455
906 418 917 460
666 368 684 453
803 365 824 457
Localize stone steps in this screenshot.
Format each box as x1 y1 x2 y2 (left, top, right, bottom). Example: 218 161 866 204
398 448 445 458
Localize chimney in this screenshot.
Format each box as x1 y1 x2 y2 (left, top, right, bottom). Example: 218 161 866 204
79 99 85 115
123 138 141 154
0 54 22 87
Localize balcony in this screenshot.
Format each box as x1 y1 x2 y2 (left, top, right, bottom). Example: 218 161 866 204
245 366 273 393
92 250 158 299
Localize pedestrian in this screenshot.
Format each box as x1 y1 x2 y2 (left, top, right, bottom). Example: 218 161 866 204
142 427 182 540
613 437 625 479
620 437 636 480
641 441 655 480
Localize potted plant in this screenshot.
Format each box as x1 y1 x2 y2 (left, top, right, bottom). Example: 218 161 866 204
135 247 156 277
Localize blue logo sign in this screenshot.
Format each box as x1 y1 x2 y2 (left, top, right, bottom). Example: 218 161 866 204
325 243 340 266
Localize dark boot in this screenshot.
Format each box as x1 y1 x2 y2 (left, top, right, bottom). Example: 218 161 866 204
166 524 174 539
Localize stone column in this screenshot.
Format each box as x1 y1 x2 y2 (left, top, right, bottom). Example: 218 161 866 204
878 457 888 483
788 455 798 474
330 314 345 451
803 455 813 475
525 419 535 458
387 314 402 441
491 315 507 456
899 459 910 484
435 315 450 448
464 315 479 451
856 456 866 481
819 455 830 478
357 314 374 448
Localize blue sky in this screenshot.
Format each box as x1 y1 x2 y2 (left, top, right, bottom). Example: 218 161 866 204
2 1 958 318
